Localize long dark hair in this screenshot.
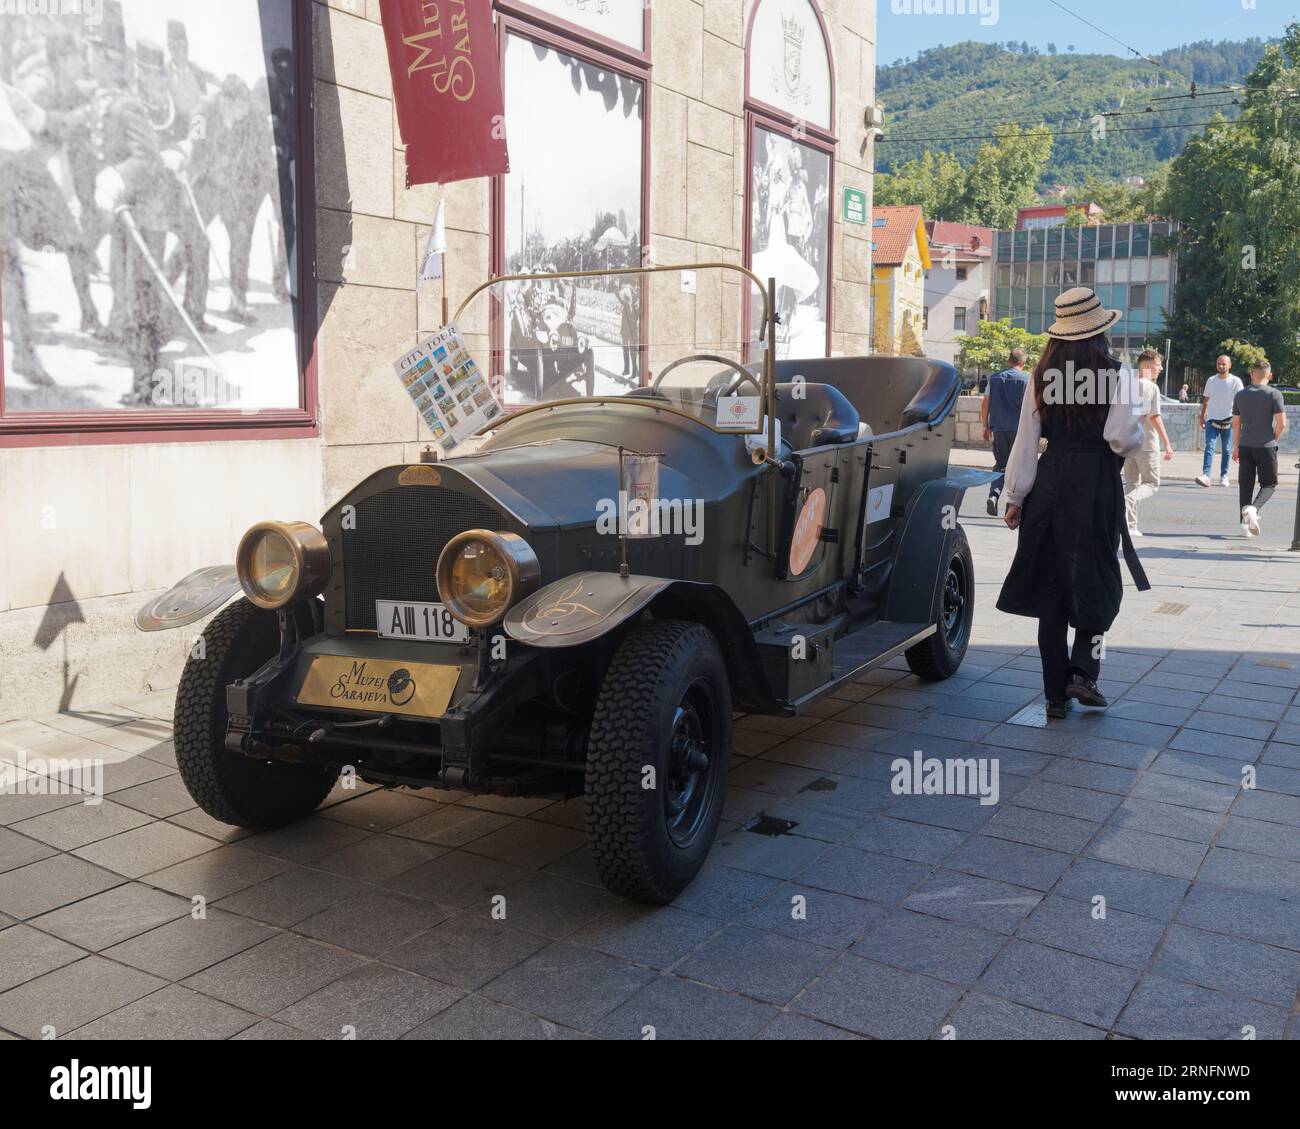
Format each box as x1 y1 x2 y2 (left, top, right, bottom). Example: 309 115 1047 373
1033 333 1121 432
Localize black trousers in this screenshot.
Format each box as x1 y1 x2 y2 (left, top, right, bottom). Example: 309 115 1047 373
1239 446 1279 512
1038 600 1104 703
989 431 1016 498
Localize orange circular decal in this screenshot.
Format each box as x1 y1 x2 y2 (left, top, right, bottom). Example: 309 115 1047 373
789 488 827 575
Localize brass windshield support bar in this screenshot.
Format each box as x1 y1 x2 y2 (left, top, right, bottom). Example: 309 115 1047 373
766 276 778 560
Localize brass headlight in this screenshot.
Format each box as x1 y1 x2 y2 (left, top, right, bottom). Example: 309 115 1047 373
235 521 331 611
436 530 540 629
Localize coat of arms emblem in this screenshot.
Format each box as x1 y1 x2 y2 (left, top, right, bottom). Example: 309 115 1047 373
782 13 805 95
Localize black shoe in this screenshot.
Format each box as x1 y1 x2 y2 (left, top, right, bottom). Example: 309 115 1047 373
1045 699 1072 720
986 494 1000 517
1066 673 1108 708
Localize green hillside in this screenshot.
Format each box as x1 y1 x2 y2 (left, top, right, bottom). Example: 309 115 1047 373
876 39 1272 188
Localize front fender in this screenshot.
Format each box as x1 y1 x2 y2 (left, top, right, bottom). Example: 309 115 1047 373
135 565 241 632
503 571 673 648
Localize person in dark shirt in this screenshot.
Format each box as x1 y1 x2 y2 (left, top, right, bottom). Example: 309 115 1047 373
981 348 1030 517
1233 361 1289 537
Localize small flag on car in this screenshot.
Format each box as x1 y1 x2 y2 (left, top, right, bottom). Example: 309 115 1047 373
420 199 446 285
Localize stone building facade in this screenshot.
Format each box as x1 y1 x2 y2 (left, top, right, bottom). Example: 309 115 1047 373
0 0 877 722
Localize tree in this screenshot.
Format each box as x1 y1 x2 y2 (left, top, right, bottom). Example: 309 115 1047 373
1165 22 1300 379
873 150 967 220
1220 338 1269 372
1048 43 1057 56
957 125 1054 229
957 319 1049 375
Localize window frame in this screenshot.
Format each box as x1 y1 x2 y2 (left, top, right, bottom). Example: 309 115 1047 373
0 0 319 448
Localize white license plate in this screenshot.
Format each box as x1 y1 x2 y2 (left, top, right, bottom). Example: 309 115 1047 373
376 600 469 643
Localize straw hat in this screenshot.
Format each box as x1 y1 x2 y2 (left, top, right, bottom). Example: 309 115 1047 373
1046 287 1121 341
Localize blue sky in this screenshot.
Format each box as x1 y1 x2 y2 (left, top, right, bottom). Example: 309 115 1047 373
879 0 1300 66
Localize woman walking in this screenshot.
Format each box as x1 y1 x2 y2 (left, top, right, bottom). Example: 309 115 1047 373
997 289 1150 719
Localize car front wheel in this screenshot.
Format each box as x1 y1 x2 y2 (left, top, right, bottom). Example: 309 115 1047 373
904 525 974 681
584 620 732 903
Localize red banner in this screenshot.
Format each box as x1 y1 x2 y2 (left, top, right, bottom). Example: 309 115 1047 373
378 0 510 187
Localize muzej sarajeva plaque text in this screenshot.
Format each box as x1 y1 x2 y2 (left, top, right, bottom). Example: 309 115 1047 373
378 0 511 186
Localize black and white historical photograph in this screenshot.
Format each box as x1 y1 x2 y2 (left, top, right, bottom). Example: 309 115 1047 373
750 125 830 359
0 0 300 411
499 31 642 404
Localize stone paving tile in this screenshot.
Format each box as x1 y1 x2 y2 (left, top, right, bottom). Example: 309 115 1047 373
1263 742 1300 770
318 789 440 832
215 867 366 927
1017 894 1166 969
0 855 125 920
30 883 190 952
1086 826 1208 881
101 910 277 981
946 835 1074 892
843 814 965 865
902 871 1042 935
386 912 548 989
493 871 622 939
1115 974 1288 1041
1152 924 1300 1007
297 890 452 957
983 805 1098 853
947 993 1108 1040
0 956 167 1039
458 794 555 818
66 983 258 1040
274 964 462 1040
667 862 781 919
99 756 176 794
756 1012 863 1039
0 826 57 874
977 940 1139 1029
388 805 516 848
1040 759 1140 796
12 799 153 852
314 833 445 882
0 789 85 827
1167 728 1265 762
851 908 1005 984
382 850 530 910
793 954 962 1039
108 775 196 819
593 974 778 1040
140 843 293 900
1055 858 1190 921
73 821 216 879
1177 883 1300 952
569 903 722 969
402 994 585 1040
739 883 885 951
0 924 85 993
1215 814 1300 862
796 845 930 904
230 1019 317 1040
711 827 829 880
1109 797 1224 844
1197 846 1300 898
182 934 365 1014
1183 711 1276 741
1233 788 1300 827
1129 773 1238 814
479 942 656 1030
460 820 589 870
165 807 251 843
1256 764 1300 798
239 818 373 864
750 796 867 844
674 924 835 1005
883 793 998 833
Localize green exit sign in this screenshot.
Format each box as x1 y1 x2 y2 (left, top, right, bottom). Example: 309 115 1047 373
843 187 868 225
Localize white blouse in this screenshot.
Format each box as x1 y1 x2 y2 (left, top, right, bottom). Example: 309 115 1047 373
1002 366 1146 509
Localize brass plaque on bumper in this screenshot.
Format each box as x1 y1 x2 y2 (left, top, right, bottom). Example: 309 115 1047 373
295 657 460 718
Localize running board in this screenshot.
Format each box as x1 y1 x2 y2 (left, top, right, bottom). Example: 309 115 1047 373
787 620 934 713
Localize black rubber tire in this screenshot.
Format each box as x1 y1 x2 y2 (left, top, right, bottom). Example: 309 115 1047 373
905 525 975 682
585 620 732 904
174 598 337 829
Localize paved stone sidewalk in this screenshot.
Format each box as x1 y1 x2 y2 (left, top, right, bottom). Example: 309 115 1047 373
1 501 1298 1040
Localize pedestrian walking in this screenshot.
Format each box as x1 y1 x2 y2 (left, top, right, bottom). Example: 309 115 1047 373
1233 360 1288 537
997 288 1148 720
982 347 1030 517
1196 355 1244 487
1123 350 1175 536
1179 383 1190 403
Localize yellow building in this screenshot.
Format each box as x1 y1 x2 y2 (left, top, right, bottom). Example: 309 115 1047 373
870 206 931 356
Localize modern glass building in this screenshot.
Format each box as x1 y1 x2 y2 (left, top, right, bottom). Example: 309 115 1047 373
993 221 1178 358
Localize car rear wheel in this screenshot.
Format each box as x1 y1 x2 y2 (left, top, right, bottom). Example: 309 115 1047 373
174 599 338 829
904 526 974 681
584 620 732 903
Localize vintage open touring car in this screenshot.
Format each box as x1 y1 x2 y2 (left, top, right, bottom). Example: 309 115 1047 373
137 263 989 902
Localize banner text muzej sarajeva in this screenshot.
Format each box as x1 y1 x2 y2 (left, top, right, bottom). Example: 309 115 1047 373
379 0 510 187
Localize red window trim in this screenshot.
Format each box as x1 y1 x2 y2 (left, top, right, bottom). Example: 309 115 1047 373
0 0 319 448
742 0 838 359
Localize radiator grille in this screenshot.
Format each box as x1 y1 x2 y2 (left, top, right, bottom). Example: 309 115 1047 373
342 487 505 631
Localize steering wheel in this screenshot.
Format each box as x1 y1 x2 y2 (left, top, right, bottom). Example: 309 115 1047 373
651 354 762 401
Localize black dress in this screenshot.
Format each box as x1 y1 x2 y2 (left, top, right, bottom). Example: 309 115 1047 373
996 412 1149 632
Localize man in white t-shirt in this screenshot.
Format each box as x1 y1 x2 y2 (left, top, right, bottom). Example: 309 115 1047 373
1197 355 1244 487
1124 350 1175 535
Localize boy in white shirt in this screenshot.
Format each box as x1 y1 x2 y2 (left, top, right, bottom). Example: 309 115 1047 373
1196 355 1244 487
1123 350 1175 535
